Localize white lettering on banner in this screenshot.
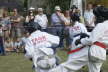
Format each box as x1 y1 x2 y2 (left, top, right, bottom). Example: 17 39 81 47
31 36 46 45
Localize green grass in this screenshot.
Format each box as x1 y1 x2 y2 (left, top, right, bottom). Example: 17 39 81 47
0 50 108 72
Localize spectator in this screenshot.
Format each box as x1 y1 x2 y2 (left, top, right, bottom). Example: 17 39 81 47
25 7 35 23
10 8 22 40
64 10 71 26
0 24 5 55
76 9 85 24
63 10 71 48
21 32 30 53
51 6 66 48
84 3 95 32
1 9 11 40
70 5 84 24
4 39 14 52
21 32 30 47
34 8 48 32
25 7 35 33
14 38 23 53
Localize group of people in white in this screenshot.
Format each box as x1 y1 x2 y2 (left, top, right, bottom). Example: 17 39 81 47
24 4 108 72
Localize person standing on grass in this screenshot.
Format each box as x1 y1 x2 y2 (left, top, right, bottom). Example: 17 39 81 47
63 10 71 49
0 24 5 55
49 6 108 72
34 8 48 32
1 9 11 40
51 6 66 48
84 3 95 32
10 8 21 40
49 9 90 72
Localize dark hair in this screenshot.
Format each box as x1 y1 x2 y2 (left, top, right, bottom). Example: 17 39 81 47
93 6 108 24
71 13 80 22
26 22 42 34
0 25 2 27
71 5 78 10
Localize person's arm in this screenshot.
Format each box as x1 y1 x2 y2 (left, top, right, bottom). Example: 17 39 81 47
84 12 89 26
80 23 89 34
46 33 60 47
12 18 21 23
25 16 30 23
45 15 48 24
34 15 38 23
74 23 91 46
80 23 103 46
80 16 85 24
51 14 55 25
25 39 34 59
90 16 95 26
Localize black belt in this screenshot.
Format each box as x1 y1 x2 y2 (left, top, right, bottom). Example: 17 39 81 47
73 34 81 37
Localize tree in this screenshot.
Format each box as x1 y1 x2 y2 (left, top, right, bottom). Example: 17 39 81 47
24 0 28 9
47 0 71 13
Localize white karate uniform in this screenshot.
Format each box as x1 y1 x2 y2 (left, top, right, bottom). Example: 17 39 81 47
25 30 60 72
49 20 108 72
49 21 90 72
80 20 108 72
68 21 89 59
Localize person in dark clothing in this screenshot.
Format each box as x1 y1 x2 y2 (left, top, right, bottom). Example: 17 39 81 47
0 25 5 55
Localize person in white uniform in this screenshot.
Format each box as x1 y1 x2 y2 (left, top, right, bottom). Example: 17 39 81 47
49 11 90 72
24 24 60 72
78 6 108 72
49 6 108 72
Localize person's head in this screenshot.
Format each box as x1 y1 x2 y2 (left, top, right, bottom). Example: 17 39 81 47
27 23 42 34
28 7 35 15
71 5 78 13
64 10 70 17
87 3 93 10
16 38 21 42
24 32 30 37
71 13 80 23
55 6 61 13
38 8 43 15
3 10 8 18
13 8 18 16
28 10 34 16
93 6 108 24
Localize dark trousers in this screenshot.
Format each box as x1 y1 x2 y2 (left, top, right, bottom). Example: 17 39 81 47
41 29 48 32
0 37 5 55
86 26 94 32
64 27 72 47
48 26 64 48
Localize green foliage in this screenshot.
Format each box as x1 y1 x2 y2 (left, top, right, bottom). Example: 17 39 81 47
24 0 28 9
47 0 71 12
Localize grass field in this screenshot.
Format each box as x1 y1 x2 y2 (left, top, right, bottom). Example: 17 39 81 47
0 50 108 72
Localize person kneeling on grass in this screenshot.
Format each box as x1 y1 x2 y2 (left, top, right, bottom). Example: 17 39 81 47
24 23 60 72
